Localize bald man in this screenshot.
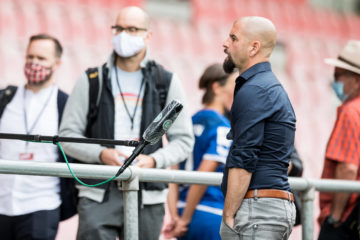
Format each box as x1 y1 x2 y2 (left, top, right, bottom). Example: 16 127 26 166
59 6 194 240
220 17 296 239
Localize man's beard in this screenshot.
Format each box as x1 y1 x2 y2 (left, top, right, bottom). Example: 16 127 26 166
223 55 236 74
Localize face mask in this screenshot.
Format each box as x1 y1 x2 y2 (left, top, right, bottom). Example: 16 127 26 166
24 63 52 85
112 32 145 58
332 80 349 102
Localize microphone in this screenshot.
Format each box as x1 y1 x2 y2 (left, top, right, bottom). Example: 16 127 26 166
143 100 183 144
115 100 183 176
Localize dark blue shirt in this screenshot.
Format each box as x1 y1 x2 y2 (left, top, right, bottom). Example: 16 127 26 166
221 62 296 195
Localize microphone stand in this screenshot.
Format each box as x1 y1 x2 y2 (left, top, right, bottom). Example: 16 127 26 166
0 132 143 185
115 140 148 177
0 100 184 184
0 133 139 147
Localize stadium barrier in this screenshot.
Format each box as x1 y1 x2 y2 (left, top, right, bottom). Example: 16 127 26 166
0 159 360 240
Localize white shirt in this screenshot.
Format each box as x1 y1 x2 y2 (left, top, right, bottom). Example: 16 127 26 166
111 67 144 160
0 85 61 216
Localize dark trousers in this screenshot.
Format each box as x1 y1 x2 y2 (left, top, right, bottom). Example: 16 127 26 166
318 203 360 240
0 208 60 240
77 182 165 240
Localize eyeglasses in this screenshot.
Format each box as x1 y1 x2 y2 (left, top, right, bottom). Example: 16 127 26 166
111 25 147 35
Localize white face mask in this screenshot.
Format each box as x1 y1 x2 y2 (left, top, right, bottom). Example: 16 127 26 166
111 32 145 58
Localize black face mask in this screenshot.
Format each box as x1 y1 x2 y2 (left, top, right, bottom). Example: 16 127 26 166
223 56 236 74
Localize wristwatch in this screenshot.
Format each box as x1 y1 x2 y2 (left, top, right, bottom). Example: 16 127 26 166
327 215 341 225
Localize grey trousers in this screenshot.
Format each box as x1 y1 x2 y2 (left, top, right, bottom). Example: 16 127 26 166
220 198 296 240
77 183 165 240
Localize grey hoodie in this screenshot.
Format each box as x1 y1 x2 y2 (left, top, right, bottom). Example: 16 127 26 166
59 52 194 204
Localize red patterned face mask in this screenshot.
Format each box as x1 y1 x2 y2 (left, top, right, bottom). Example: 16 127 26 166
24 63 52 84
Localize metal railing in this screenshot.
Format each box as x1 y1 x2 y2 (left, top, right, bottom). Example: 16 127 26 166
0 159 360 240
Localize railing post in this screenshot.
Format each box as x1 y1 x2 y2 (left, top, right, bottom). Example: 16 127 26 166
121 167 139 240
301 186 315 240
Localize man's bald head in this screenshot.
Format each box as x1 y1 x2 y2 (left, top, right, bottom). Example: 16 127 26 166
223 16 277 74
115 6 150 29
235 16 277 58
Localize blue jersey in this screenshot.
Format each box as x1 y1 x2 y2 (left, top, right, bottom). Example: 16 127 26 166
179 109 231 209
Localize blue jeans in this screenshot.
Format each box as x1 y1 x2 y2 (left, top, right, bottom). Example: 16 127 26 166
220 198 296 240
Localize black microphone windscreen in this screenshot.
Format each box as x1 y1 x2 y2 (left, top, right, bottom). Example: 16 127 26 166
143 100 183 145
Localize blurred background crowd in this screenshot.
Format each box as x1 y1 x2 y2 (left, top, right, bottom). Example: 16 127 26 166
1 0 360 239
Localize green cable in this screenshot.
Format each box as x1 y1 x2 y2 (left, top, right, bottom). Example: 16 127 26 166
56 142 118 187
28 140 118 187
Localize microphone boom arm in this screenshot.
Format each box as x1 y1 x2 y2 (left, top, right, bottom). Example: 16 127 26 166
0 133 139 147
0 100 184 184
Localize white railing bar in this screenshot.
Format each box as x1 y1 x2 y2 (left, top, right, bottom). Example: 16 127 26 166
2 159 360 240
0 159 132 180
0 160 360 193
